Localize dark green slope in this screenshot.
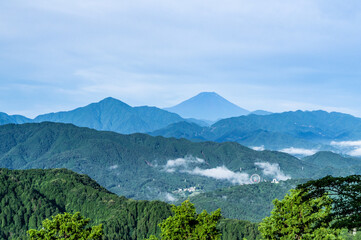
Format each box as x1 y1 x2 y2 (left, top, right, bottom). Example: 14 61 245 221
0 168 171 240
0 122 319 201
184 179 308 223
0 168 261 240
303 151 361 168
33 97 184 134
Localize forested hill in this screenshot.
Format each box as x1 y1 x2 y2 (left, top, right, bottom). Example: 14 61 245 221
0 168 261 240
183 179 309 222
0 122 320 201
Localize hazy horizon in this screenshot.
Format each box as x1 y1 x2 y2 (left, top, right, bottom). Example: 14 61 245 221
2 92 361 119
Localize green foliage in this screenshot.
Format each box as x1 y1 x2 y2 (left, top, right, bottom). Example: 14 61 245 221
302 151 361 169
340 229 361 239
0 168 260 240
147 200 222 240
28 212 103 239
298 175 361 230
216 219 261 240
185 179 308 222
259 189 342 240
0 168 171 239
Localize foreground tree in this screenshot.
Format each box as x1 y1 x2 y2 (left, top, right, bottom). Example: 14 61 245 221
27 212 103 240
147 200 222 240
259 189 342 240
298 175 361 230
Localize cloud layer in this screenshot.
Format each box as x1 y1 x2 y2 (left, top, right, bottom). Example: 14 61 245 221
279 147 318 156
189 166 250 184
331 140 361 156
255 162 291 181
2 1 361 116
163 157 291 183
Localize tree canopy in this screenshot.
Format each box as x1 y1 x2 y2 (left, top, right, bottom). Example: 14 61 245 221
298 175 361 230
27 212 103 240
259 189 342 240
147 200 222 240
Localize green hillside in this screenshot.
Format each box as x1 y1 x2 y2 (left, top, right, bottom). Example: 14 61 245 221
302 151 361 168
184 179 308 222
0 122 320 201
0 168 260 240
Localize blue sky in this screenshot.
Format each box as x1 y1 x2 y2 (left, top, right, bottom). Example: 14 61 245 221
1 0 361 117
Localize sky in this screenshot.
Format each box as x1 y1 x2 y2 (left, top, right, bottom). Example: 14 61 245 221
1 0 361 118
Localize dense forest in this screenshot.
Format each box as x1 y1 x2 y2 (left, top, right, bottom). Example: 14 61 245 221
184 179 308 222
0 168 260 239
0 122 321 201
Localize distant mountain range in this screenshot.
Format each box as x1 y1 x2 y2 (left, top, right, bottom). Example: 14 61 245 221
0 93 271 136
33 97 186 134
150 110 361 154
0 112 31 125
0 93 266 134
164 92 250 121
0 97 185 134
2 94 361 155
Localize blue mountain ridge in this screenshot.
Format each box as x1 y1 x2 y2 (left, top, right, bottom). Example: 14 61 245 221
164 92 250 121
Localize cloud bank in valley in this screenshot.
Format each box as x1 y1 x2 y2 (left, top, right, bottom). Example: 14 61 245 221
164 156 205 173
163 156 291 184
279 147 317 156
188 166 250 184
331 140 361 156
255 162 290 181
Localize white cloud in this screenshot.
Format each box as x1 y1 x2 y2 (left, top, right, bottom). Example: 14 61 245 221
331 140 361 147
163 156 292 184
279 147 318 156
252 145 265 151
188 166 250 184
164 156 205 173
109 165 118 170
163 192 177 202
255 162 291 181
348 149 361 157
331 140 361 156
